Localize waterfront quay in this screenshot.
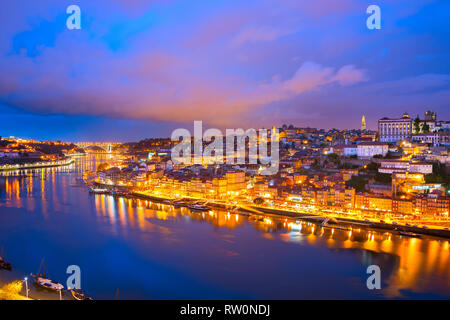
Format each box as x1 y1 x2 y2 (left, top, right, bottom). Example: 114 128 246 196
0 158 75 172
88 176 450 240
127 190 450 239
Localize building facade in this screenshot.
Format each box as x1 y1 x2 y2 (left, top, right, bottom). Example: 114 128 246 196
378 112 412 143
357 142 389 159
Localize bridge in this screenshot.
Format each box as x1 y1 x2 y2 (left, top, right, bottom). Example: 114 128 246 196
75 142 121 153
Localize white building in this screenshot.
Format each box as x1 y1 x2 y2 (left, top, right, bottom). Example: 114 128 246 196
411 132 450 146
409 162 433 174
378 113 412 143
331 145 358 156
357 142 389 159
379 160 433 174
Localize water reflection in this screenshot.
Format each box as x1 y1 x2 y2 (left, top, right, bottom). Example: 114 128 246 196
0 154 449 299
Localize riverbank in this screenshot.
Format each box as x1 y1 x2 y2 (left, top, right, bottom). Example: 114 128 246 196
0 158 75 172
127 191 450 240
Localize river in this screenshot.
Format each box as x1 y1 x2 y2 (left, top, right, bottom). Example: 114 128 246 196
0 154 449 299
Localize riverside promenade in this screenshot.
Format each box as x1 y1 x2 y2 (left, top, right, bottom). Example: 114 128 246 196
0 158 75 172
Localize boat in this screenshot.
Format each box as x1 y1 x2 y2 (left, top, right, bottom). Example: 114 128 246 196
70 289 93 300
33 275 65 292
111 190 129 197
321 224 352 231
0 258 11 271
0 246 12 271
398 231 422 238
173 200 188 208
88 187 109 194
32 259 64 292
188 203 211 212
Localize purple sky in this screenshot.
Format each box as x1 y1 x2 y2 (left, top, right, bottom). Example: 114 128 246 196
1 0 449 141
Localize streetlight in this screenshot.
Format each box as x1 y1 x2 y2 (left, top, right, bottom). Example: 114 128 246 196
23 277 29 298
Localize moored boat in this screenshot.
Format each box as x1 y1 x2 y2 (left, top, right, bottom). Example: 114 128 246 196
188 203 211 212
0 257 12 271
70 289 93 300
0 246 12 271
322 224 352 231
32 274 65 292
32 259 64 292
88 187 109 194
173 200 187 208
398 231 422 238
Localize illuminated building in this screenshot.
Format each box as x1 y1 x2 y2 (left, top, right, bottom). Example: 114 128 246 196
331 145 358 157
378 160 433 174
378 112 412 142
411 132 450 146
357 142 389 159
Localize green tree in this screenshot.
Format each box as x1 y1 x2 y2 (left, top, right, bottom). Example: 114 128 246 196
345 175 368 192
422 123 430 133
374 172 392 183
413 116 421 133
424 163 448 186
253 197 264 205
364 162 380 172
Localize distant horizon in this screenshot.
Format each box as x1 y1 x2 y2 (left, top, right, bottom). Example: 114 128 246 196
2 114 387 143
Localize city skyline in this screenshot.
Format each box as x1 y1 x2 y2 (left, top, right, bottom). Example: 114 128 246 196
1 0 450 141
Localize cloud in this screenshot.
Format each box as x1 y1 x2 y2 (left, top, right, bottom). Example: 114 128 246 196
231 25 298 46
0 33 367 127
0 0 449 134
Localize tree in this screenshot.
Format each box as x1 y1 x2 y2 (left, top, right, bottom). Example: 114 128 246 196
422 123 430 133
311 158 320 169
364 162 380 172
374 172 392 184
384 151 395 159
253 197 264 205
413 116 421 133
345 175 368 192
424 163 448 186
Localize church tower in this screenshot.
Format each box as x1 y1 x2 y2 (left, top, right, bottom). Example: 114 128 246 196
361 115 366 131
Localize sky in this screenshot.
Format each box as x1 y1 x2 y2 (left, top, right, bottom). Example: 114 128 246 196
0 0 449 141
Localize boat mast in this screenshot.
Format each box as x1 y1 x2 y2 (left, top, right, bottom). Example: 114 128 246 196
38 258 46 277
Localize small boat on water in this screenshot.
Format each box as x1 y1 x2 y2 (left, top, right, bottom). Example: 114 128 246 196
0 258 11 271
398 231 422 238
188 203 211 212
70 289 93 300
88 187 109 194
322 224 352 231
32 259 64 292
0 246 12 271
111 190 129 197
33 275 65 292
173 200 188 208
